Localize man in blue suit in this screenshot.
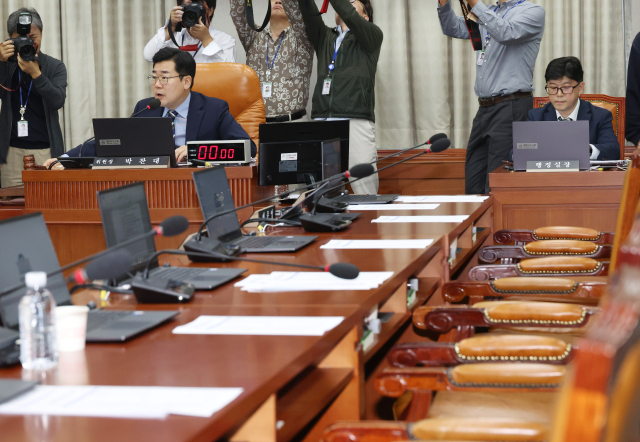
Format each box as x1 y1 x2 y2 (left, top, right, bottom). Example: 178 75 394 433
44 47 254 168
527 56 619 160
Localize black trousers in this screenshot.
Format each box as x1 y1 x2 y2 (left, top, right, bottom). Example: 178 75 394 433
465 97 533 194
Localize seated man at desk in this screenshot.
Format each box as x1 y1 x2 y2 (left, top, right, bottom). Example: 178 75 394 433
44 47 254 168
528 56 620 160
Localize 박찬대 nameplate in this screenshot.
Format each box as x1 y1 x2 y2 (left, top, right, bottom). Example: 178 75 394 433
92 156 171 169
526 160 579 172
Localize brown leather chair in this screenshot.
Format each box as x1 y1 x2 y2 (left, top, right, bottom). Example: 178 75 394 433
534 94 626 161
192 63 265 150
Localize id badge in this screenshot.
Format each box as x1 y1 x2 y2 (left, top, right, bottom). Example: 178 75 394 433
17 120 28 137
322 78 332 95
262 82 273 98
477 51 486 66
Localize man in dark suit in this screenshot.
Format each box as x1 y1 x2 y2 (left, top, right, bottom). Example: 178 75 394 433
527 56 619 160
44 47 254 168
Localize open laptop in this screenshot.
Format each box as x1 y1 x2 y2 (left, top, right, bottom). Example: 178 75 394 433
0 213 178 347
193 166 318 252
512 121 591 171
93 118 178 168
98 182 247 289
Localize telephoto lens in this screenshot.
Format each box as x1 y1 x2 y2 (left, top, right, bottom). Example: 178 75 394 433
181 2 205 28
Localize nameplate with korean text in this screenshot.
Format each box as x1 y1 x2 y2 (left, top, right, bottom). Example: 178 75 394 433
92 156 171 169
526 160 579 173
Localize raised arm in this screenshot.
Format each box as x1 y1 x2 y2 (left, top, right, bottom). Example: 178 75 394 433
437 0 471 40
31 58 67 110
297 0 330 51
330 0 382 53
282 0 310 44
229 0 257 52
471 2 545 45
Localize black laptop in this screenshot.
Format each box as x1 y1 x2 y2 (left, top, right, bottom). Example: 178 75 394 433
97 182 246 289
193 167 318 252
93 118 178 168
0 213 179 348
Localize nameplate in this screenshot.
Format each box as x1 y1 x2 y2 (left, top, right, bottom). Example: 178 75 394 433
526 160 579 172
92 156 170 169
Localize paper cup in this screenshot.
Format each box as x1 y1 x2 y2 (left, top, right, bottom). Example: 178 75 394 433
55 306 89 352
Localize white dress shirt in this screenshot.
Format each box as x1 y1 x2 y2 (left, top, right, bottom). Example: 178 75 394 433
144 22 236 63
555 100 599 160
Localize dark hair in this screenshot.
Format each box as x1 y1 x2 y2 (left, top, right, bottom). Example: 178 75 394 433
152 48 197 89
176 0 216 19
357 0 374 23
7 7 43 34
545 56 584 84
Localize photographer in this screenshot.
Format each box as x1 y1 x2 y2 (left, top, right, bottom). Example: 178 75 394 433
0 8 67 188
230 0 313 121
144 0 236 63
300 0 382 195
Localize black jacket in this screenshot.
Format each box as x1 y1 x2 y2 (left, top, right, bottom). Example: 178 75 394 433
627 32 640 146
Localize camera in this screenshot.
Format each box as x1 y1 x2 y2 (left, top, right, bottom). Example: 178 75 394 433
8 12 36 63
180 2 205 29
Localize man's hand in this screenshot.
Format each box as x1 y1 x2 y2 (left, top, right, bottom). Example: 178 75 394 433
175 145 188 163
467 0 480 7
170 6 184 30
17 54 41 79
437 0 450 6
188 18 213 47
43 158 64 170
0 40 15 63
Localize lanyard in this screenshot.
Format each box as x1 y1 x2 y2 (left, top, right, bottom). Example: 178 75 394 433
328 32 347 74
267 33 285 71
485 0 525 46
18 70 33 120
181 34 203 58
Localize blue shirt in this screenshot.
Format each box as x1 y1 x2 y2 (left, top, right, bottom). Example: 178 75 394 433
162 93 191 149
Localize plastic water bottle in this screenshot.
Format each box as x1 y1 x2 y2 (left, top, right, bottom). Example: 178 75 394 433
19 271 58 370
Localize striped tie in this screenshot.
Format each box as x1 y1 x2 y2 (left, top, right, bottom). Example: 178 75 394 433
558 116 573 121
168 110 177 140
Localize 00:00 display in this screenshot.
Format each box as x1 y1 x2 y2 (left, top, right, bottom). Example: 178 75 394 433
197 145 236 160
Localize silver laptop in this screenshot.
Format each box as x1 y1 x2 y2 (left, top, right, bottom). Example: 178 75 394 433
512 121 590 171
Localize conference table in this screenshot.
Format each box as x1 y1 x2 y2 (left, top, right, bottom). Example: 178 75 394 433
0 171 493 442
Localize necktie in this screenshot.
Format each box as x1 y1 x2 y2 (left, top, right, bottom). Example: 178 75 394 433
168 110 177 141
558 116 573 121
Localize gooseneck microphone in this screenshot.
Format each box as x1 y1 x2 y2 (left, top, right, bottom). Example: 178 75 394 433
130 98 161 117
68 250 134 284
373 133 448 165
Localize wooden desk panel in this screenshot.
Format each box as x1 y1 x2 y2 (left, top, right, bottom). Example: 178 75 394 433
489 167 625 232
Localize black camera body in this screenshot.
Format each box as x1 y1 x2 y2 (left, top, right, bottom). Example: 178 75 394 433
178 2 205 30
8 13 36 63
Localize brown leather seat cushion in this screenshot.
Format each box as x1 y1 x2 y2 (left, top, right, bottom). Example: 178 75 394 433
486 329 587 343
534 226 600 241
473 301 588 325
411 417 549 441
492 277 578 293
518 257 601 273
449 363 565 386
457 334 570 361
523 240 599 255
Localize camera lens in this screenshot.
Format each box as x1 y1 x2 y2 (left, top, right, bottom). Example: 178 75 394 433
183 11 198 27
19 44 36 61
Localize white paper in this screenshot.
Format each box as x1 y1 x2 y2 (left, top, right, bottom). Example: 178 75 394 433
173 316 345 336
346 204 439 211
372 216 469 223
321 239 434 249
396 195 489 203
233 271 394 293
0 385 243 419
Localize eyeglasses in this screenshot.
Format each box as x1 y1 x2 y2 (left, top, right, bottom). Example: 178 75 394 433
545 84 580 95
147 75 183 85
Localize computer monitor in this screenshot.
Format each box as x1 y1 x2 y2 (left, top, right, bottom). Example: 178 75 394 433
258 139 341 186
259 120 349 174
93 118 177 168
0 213 72 329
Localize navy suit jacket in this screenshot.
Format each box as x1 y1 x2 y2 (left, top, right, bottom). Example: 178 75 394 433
66 91 256 157
526 100 620 160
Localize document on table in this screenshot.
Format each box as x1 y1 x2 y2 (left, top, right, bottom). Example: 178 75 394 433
346 204 439 211
372 216 469 223
233 271 394 293
0 385 243 419
173 316 345 336
396 195 489 203
321 239 434 249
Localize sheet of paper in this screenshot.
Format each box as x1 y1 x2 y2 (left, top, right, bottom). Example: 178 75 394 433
0 385 243 419
372 216 469 223
233 271 394 293
346 204 439 211
173 316 345 336
396 195 489 203
320 239 434 249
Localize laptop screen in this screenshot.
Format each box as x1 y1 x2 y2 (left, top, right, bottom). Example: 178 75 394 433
0 213 71 329
97 182 157 271
192 167 242 241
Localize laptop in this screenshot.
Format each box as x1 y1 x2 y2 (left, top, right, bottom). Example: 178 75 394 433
93 118 178 168
193 166 318 252
512 121 591 171
97 182 247 289
0 213 179 346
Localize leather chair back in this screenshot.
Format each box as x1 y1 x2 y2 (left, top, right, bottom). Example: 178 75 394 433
192 63 265 149
534 94 626 160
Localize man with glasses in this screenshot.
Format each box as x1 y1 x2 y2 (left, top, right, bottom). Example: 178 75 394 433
437 0 545 194
44 48 253 168
527 56 619 160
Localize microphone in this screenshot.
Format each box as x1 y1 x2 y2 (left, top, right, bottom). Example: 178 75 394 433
373 133 448 165
130 98 161 117
68 250 134 284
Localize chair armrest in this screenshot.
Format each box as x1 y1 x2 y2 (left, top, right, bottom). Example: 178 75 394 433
478 241 612 263
375 364 564 396
323 422 409 442
494 227 613 245
469 257 609 281
442 278 605 304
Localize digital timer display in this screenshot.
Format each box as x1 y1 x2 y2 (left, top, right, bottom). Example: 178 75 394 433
186 140 251 165
196 145 238 160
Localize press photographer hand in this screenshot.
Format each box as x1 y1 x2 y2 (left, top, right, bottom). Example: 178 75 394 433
17 54 41 79
187 17 213 47
0 40 15 63
169 6 184 31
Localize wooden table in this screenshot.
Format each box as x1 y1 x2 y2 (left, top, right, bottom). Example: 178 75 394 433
489 167 625 232
0 198 492 442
